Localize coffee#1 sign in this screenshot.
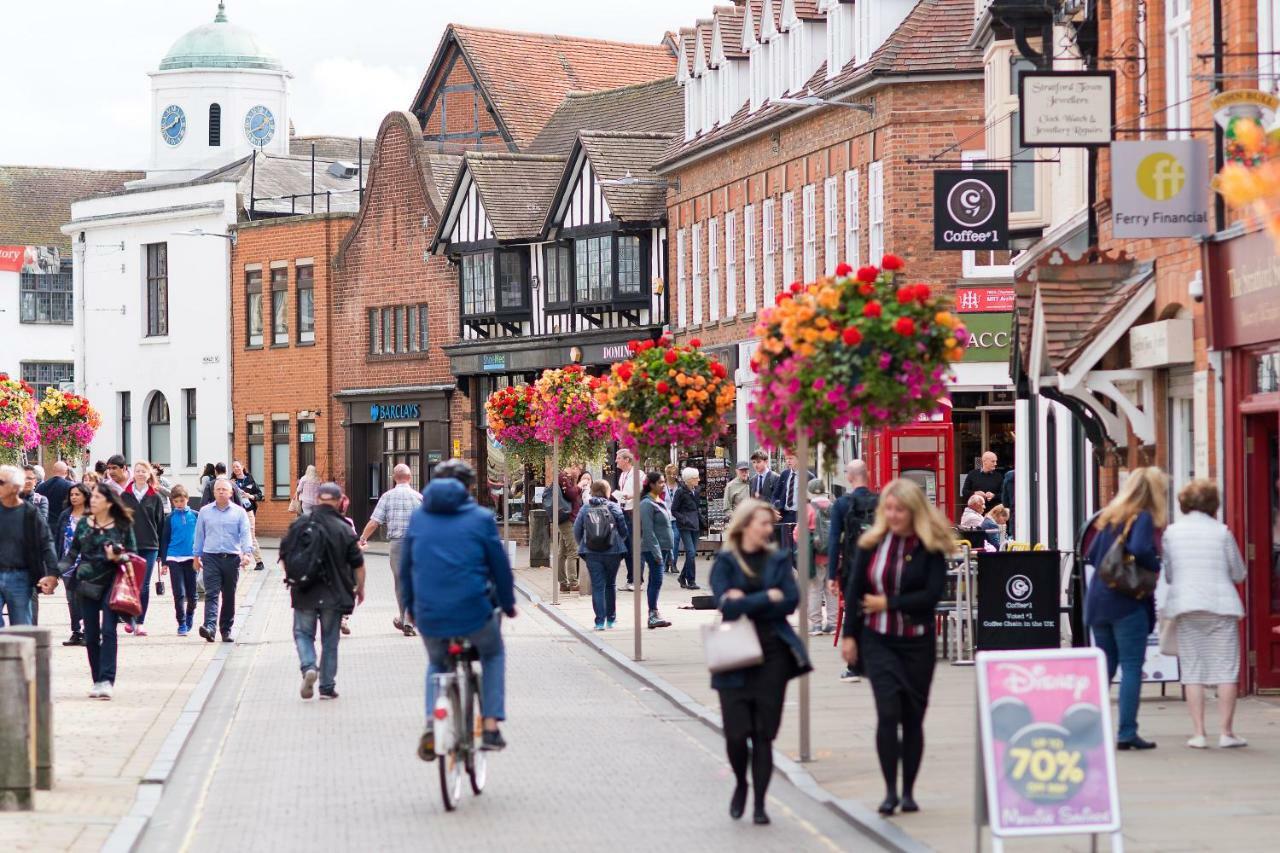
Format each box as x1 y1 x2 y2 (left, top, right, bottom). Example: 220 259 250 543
934 170 1009 251
975 648 1122 848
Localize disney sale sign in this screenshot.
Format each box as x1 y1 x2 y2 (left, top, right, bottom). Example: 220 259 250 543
976 648 1122 841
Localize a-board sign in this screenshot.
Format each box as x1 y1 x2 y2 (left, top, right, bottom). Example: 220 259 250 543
976 551 1061 650
976 648 1122 840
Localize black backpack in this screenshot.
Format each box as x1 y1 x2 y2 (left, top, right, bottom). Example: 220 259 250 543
279 515 331 591
839 491 879 582
583 504 616 552
543 482 573 525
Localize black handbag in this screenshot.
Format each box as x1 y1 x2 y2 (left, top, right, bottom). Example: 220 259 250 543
77 578 108 601
1095 520 1158 600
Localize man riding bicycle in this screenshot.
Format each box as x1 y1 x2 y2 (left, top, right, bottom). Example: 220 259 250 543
402 459 516 757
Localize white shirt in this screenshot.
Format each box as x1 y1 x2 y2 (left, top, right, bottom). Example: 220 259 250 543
614 467 636 510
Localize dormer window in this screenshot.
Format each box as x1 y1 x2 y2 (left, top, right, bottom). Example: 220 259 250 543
209 103 221 147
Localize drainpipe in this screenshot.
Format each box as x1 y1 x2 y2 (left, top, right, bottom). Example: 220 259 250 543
1212 0 1226 232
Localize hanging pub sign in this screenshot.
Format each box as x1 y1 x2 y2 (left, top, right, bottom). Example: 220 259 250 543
934 170 1009 251
1111 140 1210 238
1019 72 1116 147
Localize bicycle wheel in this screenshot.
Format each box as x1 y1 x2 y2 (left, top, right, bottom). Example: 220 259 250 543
438 681 464 811
465 666 487 795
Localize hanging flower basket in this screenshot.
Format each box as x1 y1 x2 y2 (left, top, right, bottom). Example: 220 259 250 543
534 365 609 466
484 384 545 471
36 387 101 464
0 373 39 466
595 336 736 466
750 256 967 462
1216 116 1280 244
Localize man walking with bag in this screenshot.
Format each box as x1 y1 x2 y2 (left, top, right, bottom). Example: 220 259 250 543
546 464 583 593
193 478 253 643
358 464 421 636
283 482 365 700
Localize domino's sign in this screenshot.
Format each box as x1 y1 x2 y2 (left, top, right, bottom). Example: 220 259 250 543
370 403 420 422
934 170 1010 251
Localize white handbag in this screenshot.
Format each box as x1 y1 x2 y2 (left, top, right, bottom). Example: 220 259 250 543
1158 616 1179 657
701 615 764 674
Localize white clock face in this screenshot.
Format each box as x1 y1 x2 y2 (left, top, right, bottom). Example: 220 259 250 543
244 104 276 146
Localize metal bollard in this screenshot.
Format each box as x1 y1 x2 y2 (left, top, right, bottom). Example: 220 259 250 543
0 626 53 790
0 635 36 811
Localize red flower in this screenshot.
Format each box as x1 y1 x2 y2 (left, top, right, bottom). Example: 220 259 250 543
863 301 883 318
896 286 915 304
913 283 931 303
855 266 879 283
658 335 671 347
656 380 670 394
881 253 905 271
503 407 516 418
749 357 760 373
894 317 916 336
627 340 641 353
710 361 728 379
835 262 853 277
776 292 792 305
664 349 679 365
789 281 805 294
689 337 702 348
842 326 863 346
858 284 874 296
617 362 634 380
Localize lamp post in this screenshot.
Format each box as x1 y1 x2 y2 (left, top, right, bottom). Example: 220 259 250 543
551 438 560 606
795 431 812 763
632 463 643 661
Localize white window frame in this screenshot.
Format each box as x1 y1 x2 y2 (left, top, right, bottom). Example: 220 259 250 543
802 184 817 282
708 216 721 323
743 204 757 314
725 210 738 317
781 191 796 286
676 228 688 327
1262 0 1280 91
986 43 1047 227
1165 0 1192 139
867 162 884 265
844 168 861 269
762 198 777 307
823 176 839 276
692 221 704 326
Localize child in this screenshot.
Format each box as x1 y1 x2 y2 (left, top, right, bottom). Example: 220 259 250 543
159 485 199 636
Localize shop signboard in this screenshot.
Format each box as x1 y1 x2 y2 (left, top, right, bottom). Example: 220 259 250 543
1128 318 1194 368
1206 228 1280 349
975 648 1123 845
955 287 1016 313
369 403 420 422
934 170 1009 251
1020 71 1115 147
1110 140 1210 238
0 245 60 274
959 313 1013 363
482 354 507 372
975 551 1060 650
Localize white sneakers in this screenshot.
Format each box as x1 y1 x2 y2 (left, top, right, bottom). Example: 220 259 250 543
88 682 102 699
1186 735 1207 749
88 682 113 700
1187 734 1247 749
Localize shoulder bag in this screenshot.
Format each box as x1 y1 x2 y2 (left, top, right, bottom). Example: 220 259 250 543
1095 519 1158 600
701 555 765 673
109 555 145 617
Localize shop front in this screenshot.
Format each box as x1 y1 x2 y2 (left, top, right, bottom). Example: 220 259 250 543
336 386 452 532
1207 228 1280 692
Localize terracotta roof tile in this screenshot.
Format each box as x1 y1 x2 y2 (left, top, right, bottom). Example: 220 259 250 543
577 131 678 222
448 25 676 150
0 166 143 252
716 6 748 60
463 151 566 240
528 78 683 156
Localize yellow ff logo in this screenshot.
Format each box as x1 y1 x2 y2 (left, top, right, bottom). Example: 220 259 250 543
1136 152 1186 201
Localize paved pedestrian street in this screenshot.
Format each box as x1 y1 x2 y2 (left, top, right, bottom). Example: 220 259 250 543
135 549 866 852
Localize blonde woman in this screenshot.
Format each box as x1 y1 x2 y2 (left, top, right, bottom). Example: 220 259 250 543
118 460 165 636
1159 480 1247 749
710 499 811 826
1084 466 1168 751
839 478 952 816
295 465 321 515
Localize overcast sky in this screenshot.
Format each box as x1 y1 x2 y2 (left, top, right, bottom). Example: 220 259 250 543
3 0 697 169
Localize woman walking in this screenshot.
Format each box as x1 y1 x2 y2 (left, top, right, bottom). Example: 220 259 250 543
573 480 628 630
639 472 673 629
54 483 92 646
1085 466 1167 751
119 461 165 636
711 499 811 825
1160 479 1247 749
840 478 951 815
664 463 682 574
59 483 136 699
159 485 199 636
296 465 321 515
671 468 703 590
198 463 216 495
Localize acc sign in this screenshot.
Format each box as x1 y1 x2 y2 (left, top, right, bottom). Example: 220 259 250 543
934 170 1009 251
1111 140 1210 238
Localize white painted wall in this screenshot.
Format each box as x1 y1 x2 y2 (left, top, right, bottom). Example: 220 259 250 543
0 270 75 384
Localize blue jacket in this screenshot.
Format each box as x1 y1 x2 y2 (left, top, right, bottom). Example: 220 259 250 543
1084 510 1160 630
573 497 629 556
709 549 812 690
159 506 198 561
400 479 515 637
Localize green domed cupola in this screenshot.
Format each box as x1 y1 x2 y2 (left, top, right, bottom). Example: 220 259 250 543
159 2 283 71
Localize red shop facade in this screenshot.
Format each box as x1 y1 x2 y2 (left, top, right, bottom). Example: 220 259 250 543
1206 227 1280 693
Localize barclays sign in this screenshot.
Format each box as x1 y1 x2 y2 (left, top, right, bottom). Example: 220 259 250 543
370 403 421 422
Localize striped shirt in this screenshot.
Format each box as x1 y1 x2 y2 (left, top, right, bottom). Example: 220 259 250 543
865 533 927 638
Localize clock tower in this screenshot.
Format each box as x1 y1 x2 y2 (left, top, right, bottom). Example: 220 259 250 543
147 2 290 182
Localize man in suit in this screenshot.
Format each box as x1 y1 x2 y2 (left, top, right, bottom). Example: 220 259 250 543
35 460 73 526
747 450 779 503
771 450 815 562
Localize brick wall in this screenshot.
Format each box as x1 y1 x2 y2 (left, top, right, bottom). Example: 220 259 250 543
230 212 353 536
417 45 508 152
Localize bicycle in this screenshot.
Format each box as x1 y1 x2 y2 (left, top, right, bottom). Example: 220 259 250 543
430 637 487 811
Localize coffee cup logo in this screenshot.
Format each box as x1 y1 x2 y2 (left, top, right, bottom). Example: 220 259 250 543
1007 574 1033 602
947 178 997 228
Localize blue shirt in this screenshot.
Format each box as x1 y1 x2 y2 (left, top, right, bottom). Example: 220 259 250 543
193 501 253 557
165 507 199 560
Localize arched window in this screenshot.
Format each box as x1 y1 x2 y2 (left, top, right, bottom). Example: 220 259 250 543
148 393 171 465
209 103 222 147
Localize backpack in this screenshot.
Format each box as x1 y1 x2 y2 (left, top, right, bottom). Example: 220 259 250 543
583 504 616 552
279 515 331 591
839 491 879 582
812 501 833 555
543 482 573 525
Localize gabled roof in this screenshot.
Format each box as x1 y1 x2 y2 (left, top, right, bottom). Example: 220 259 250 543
426 153 463 214
715 5 748 61
0 166 143 252
436 152 567 247
546 131 676 233
410 24 676 151
527 78 684 156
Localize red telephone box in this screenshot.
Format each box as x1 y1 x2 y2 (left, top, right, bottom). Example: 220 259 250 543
862 402 956 523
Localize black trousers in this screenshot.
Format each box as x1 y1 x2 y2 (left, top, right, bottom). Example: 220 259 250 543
862 629 936 798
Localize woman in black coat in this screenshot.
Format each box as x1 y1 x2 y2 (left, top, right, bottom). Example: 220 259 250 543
710 498 812 826
118 461 165 634
840 478 951 816
671 467 703 590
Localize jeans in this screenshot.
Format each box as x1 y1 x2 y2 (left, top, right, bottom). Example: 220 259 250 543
1091 607 1149 742
168 560 198 627
583 553 621 626
424 613 506 721
294 607 342 691
81 588 119 684
247 510 264 564
65 576 83 634
641 551 664 612
201 553 240 637
621 516 635 584
677 528 699 586
136 549 158 624
668 518 681 570
388 538 411 623
0 569 33 626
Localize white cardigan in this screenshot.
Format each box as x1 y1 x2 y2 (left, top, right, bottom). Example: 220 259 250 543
1158 512 1245 620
